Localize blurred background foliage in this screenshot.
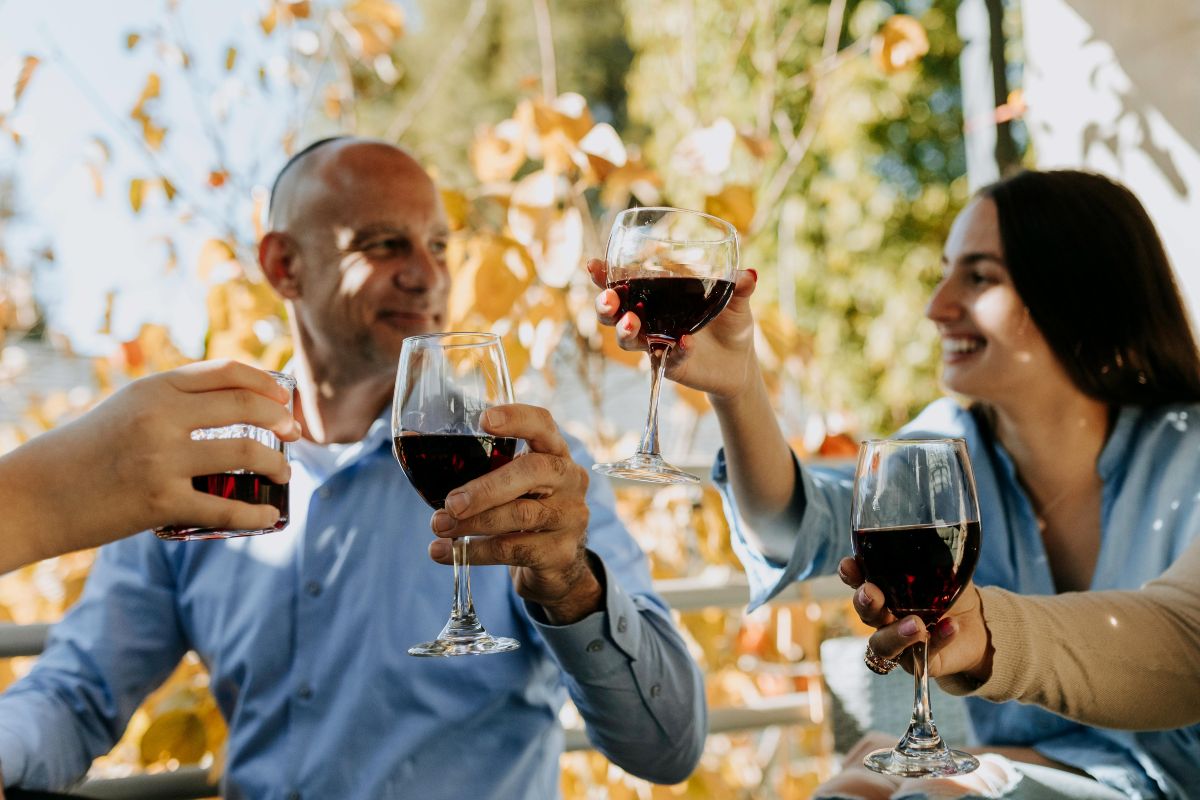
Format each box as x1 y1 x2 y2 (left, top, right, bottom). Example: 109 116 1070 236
0 0 971 796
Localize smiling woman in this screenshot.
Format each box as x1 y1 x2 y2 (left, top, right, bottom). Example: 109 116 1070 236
593 167 1200 799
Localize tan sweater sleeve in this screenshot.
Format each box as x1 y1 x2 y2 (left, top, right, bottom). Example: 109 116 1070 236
938 539 1200 730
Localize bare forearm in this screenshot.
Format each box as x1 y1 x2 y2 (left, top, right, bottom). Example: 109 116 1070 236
711 366 801 563
0 430 82 573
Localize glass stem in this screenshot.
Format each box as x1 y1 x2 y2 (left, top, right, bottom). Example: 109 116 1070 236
451 536 477 622
896 638 947 758
637 340 672 456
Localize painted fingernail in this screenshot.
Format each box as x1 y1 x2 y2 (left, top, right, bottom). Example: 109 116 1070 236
899 618 920 636
445 491 469 516
856 586 870 606
747 268 758 283
430 540 451 560
431 511 454 532
936 618 957 638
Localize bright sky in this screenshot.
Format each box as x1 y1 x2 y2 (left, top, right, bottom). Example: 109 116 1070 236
0 0 310 357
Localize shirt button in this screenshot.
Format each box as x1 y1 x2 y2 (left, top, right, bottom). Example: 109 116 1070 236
318 486 332 500
650 684 662 698
586 639 605 653
305 580 323 597
297 684 314 701
616 615 627 633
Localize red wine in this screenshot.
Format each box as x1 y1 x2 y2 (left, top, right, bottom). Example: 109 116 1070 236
393 433 519 509
155 472 289 540
611 276 734 342
852 521 981 626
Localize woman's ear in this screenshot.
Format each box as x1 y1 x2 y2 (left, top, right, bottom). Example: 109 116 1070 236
260 232 302 299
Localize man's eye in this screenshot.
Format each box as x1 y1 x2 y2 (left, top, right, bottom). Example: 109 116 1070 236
365 237 409 256
430 239 448 256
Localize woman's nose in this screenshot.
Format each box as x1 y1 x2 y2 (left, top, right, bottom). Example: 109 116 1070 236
925 277 961 322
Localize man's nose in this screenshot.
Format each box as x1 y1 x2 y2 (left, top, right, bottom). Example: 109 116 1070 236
394 243 446 291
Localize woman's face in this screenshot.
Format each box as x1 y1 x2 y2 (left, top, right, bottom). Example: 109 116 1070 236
926 197 1067 404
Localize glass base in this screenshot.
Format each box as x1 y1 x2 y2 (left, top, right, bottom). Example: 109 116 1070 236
592 452 699 485
863 746 980 778
408 613 520 657
154 521 288 541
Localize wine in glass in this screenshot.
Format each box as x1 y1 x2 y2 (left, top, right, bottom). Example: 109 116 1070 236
851 437 982 777
393 332 521 657
593 207 738 484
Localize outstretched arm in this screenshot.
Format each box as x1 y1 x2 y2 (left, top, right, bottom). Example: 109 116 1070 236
0 360 298 573
840 539 1200 730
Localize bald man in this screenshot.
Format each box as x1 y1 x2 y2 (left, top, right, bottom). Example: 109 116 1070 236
0 139 706 799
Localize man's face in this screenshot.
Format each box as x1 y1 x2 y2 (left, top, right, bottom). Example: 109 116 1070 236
288 144 451 374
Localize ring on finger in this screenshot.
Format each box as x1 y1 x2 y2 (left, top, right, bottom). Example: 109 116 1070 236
864 644 900 675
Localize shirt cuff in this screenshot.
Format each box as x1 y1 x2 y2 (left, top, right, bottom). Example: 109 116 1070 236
714 448 834 611
525 551 646 681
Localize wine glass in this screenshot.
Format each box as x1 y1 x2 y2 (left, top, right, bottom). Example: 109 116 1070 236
593 207 738 484
851 438 983 777
392 332 521 657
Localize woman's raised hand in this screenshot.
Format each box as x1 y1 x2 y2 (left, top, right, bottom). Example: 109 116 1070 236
586 258 760 401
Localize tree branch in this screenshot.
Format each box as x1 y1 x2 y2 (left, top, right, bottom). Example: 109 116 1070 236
384 0 488 142
531 0 557 102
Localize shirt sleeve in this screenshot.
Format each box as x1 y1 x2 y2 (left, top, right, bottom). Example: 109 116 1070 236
524 434 706 785
939 542 1200 731
0 535 188 790
713 448 855 611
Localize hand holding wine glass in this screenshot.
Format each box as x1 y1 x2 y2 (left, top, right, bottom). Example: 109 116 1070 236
587 257 760 402
839 558 993 684
590 207 740 484
428 403 602 626
393 332 523 656
851 437 983 777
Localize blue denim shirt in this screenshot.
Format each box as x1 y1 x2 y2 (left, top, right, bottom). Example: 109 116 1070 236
0 414 706 798
719 398 1200 799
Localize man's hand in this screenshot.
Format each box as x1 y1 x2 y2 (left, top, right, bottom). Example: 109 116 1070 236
838 557 994 682
587 258 760 401
428 404 602 625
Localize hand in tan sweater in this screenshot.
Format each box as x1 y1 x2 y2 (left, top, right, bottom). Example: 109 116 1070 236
837 540 1200 730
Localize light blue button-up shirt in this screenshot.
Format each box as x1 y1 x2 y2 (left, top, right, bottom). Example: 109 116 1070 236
719 398 1200 799
0 414 706 798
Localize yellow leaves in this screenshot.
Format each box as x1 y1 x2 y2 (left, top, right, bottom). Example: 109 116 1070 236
129 178 146 213
140 710 207 766
13 56 39 106
198 238 238 283
224 45 238 71
447 234 535 329
125 32 142 50
469 119 527 184
871 15 929 74
440 188 470 232
705 185 755 235
577 123 626 183
673 117 736 176
84 137 110 198
507 171 583 289
128 177 178 214
260 5 278 35
131 73 160 117
204 277 289 364
208 169 229 188
342 0 406 58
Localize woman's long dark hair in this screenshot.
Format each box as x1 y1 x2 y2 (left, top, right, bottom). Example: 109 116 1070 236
980 169 1200 406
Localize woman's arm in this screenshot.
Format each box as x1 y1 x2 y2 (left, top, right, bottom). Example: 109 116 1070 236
0 360 298 573
840 539 1200 730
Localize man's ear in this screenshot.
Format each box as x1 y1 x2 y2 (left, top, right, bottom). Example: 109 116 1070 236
260 232 302 299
